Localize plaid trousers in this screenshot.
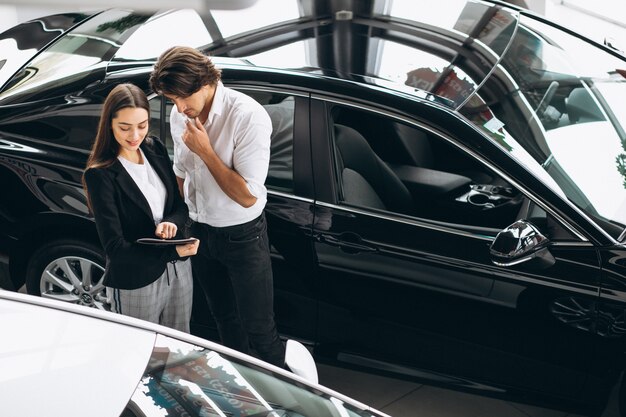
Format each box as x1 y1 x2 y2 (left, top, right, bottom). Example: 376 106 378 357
107 259 193 333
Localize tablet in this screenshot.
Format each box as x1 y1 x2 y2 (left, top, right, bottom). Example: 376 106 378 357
136 237 198 246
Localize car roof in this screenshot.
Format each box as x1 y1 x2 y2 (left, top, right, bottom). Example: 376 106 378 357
0 290 156 416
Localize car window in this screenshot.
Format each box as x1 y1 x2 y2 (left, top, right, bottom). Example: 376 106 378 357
328 104 524 230
148 95 169 155
163 90 295 193
122 333 379 417
255 92 296 193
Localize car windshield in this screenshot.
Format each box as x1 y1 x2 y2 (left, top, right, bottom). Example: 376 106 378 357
124 334 381 417
0 9 146 105
0 9 211 105
0 13 91 90
460 13 626 238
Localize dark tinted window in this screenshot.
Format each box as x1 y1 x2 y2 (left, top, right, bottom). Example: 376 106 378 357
254 92 295 193
148 95 168 155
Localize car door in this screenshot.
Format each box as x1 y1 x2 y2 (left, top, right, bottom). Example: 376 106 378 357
309 96 603 408
156 87 319 343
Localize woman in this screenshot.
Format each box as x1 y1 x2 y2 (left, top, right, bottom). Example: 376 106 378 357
83 83 199 332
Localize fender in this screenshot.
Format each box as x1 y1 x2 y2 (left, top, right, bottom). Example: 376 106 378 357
8 211 101 289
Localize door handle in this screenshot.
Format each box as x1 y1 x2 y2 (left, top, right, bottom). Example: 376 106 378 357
319 232 378 254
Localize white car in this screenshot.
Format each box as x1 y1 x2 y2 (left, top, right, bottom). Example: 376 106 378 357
0 290 388 417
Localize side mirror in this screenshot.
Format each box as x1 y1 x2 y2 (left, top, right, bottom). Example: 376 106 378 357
284 340 318 384
490 220 555 268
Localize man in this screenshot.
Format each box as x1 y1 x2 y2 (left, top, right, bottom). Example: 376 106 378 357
150 46 285 367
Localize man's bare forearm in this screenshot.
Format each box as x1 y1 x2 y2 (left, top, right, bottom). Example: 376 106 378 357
200 149 257 208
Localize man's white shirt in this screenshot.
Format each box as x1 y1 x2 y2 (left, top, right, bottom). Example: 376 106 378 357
170 82 272 227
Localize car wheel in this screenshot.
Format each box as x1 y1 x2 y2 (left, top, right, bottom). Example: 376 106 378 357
25 240 109 310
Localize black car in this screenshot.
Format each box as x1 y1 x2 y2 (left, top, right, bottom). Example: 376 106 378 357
1 2 625 416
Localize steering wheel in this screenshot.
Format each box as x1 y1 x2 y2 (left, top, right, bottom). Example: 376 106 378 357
535 80 559 117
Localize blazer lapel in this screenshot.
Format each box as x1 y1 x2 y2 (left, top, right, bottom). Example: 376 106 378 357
109 159 154 221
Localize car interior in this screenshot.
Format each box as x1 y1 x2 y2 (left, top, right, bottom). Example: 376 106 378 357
334 123 415 216
330 105 525 229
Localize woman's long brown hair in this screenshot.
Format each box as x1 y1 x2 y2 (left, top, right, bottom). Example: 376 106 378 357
82 83 150 211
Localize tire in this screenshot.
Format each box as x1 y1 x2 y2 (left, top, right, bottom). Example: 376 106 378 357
25 239 109 310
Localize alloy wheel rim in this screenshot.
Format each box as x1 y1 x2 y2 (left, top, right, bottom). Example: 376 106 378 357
40 256 109 311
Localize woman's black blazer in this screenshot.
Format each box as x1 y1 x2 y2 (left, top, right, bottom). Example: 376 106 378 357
84 137 189 290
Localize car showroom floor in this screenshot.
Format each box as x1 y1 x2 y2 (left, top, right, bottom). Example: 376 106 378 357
0 254 616 417
316 363 613 417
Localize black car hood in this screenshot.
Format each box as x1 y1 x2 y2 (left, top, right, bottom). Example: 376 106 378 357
0 13 95 89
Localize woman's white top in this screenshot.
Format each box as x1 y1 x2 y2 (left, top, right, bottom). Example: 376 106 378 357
118 148 167 224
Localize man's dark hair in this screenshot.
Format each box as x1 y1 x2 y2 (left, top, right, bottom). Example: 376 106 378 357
150 46 221 98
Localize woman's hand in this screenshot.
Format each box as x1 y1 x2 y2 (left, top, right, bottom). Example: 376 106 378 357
176 238 199 257
155 222 178 239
